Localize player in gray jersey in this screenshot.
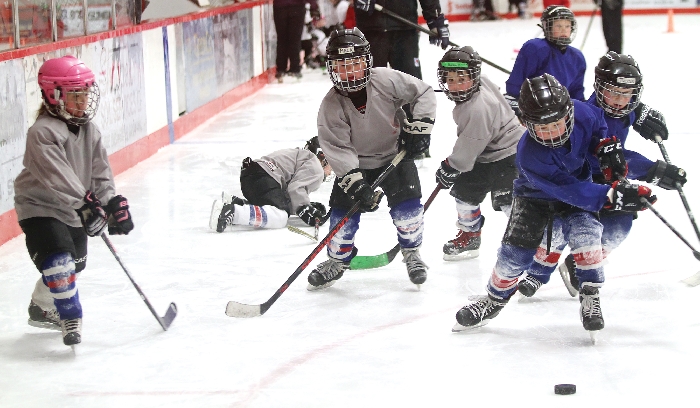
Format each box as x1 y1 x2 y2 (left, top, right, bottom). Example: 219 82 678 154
435 46 525 261
310 27 437 290
211 137 332 232
14 56 134 346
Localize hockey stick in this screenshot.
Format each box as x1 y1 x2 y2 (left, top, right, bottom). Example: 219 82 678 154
286 211 331 241
225 150 408 318
373 4 512 75
579 4 598 50
101 234 178 331
349 183 442 270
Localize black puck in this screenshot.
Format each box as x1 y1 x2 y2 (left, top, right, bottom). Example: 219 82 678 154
554 384 576 395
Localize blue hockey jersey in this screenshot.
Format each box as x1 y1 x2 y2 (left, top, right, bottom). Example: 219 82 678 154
506 38 586 101
513 100 611 212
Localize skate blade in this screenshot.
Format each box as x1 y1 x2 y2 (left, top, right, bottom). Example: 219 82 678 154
681 271 700 287
452 320 488 332
558 263 578 297
306 280 337 291
588 330 600 345
443 249 479 262
27 319 61 331
209 199 224 231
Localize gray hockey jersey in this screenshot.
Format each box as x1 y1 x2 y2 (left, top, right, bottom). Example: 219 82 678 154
446 76 525 173
316 67 437 177
255 148 325 214
14 114 116 228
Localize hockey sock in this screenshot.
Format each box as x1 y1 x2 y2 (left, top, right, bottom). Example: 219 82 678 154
488 243 538 298
455 199 483 232
326 208 360 262
233 204 288 229
41 252 82 320
390 198 424 248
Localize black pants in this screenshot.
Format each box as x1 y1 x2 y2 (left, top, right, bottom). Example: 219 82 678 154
363 29 422 80
601 0 623 53
273 4 306 74
19 217 88 273
240 161 290 214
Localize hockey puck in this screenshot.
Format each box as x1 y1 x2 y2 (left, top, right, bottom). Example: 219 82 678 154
554 384 576 395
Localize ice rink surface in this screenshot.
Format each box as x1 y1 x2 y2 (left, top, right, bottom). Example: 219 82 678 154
1 14 700 407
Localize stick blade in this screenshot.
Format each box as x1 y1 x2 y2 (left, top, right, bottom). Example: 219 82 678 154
681 271 700 287
349 245 401 270
159 302 178 330
225 301 263 318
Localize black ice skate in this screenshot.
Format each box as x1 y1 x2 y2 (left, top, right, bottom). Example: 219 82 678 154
307 257 350 290
443 229 481 261
579 283 604 344
453 294 509 332
210 194 247 233
517 274 544 298
27 300 60 331
558 254 579 297
401 247 428 286
60 318 82 346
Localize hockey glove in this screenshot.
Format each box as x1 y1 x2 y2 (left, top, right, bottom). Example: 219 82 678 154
400 117 433 159
309 7 321 20
605 181 657 212
595 136 628 182
633 103 668 141
354 0 375 14
338 169 384 212
297 202 327 226
436 160 460 189
504 94 521 117
106 195 134 235
77 191 108 237
645 160 687 190
427 15 450 49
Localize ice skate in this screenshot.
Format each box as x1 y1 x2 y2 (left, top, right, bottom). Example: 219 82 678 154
27 300 60 331
275 72 284 83
210 194 247 232
289 72 303 81
307 258 350 290
453 294 508 332
60 318 82 346
517 274 543 298
443 229 481 261
579 283 604 342
558 254 578 297
401 247 428 287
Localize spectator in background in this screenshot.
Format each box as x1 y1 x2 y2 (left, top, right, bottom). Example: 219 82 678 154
274 0 320 82
600 0 623 53
472 0 499 21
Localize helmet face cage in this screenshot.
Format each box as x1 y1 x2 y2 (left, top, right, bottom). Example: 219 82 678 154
524 102 574 148
519 74 574 148
593 53 643 118
541 6 577 46
326 28 373 93
38 56 100 125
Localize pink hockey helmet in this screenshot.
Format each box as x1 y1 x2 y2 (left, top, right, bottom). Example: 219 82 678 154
38 55 100 125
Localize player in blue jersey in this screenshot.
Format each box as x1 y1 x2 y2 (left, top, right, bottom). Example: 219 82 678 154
503 5 586 115
518 52 687 298
452 74 656 338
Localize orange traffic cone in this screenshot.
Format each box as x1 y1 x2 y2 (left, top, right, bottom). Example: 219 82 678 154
667 9 675 33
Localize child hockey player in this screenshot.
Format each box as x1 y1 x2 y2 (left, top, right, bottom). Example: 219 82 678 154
211 137 333 232
504 5 586 114
453 74 656 340
15 55 134 346
310 27 436 289
518 52 685 298
435 46 525 261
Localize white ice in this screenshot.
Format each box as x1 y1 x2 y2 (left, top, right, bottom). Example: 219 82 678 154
1 14 700 407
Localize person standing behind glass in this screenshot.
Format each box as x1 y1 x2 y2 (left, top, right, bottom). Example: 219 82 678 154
599 0 623 53
274 0 320 82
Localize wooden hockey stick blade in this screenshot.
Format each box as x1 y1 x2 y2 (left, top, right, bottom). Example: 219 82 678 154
225 301 264 318
350 244 401 270
287 225 317 241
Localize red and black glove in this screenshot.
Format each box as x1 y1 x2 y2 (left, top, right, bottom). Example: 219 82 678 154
77 191 108 237
605 181 657 212
595 136 628 182
106 195 134 235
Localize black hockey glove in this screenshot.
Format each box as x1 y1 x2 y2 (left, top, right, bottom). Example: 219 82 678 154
77 191 108 237
645 160 687 190
106 195 134 235
504 94 521 117
595 136 628 182
354 0 375 15
296 202 327 226
309 7 321 20
605 181 657 212
435 159 460 189
338 169 384 212
400 117 433 159
633 103 668 141
427 15 450 49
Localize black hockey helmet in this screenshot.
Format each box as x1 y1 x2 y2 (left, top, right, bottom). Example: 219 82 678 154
540 5 577 46
325 27 373 93
304 136 328 167
436 46 482 103
594 51 644 118
519 73 574 148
